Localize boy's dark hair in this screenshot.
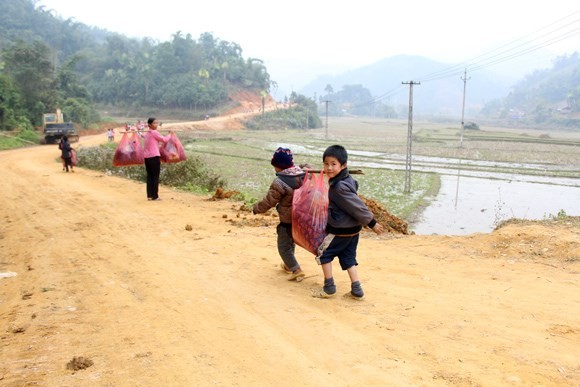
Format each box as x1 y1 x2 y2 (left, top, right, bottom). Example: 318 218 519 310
323 145 348 165
147 117 156 125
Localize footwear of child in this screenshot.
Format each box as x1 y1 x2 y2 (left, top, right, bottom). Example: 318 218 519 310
280 263 292 274
343 291 365 301
288 270 305 282
311 288 336 298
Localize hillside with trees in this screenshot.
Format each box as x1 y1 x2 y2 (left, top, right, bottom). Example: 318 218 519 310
1 0 314 134
481 53 580 128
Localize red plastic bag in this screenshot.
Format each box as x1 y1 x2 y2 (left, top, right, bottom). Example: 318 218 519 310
113 132 144 166
71 149 77 166
292 171 329 255
160 133 187 163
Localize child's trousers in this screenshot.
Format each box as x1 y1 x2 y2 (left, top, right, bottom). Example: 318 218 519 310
277 223 300 272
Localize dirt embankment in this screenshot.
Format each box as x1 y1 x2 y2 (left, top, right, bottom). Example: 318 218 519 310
1 111 579 386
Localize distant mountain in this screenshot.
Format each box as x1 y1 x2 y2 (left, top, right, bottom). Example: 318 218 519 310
299 55 517 117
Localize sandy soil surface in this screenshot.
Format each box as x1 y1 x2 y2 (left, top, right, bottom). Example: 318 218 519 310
1 120 579 386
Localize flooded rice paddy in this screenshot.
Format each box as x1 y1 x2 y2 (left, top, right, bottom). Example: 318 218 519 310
346 150 578 235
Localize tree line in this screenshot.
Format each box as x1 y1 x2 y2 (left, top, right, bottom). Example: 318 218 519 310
318 84 398 118
0 0 272 131
480 53 580 127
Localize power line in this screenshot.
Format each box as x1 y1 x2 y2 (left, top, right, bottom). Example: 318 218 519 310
416 12 580 83
333 10 579 110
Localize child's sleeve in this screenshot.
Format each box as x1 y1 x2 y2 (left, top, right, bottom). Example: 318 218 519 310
334 184 376 227
253 180 284 214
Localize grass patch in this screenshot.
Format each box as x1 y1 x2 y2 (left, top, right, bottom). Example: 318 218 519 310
0 130 41 149
495 211 580 230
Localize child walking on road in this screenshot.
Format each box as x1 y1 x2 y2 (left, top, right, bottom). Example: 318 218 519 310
59 136 74 173
312 145 383 300
253 147 307 281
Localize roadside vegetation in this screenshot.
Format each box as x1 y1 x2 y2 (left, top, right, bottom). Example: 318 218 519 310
77 143 226 195
0 129 40 150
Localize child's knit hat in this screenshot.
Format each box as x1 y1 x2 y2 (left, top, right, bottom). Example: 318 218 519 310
271 147 294 169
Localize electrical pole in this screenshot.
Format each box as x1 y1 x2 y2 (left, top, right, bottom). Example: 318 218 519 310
324 100 331 140
402 81 420 194
459 68 470 147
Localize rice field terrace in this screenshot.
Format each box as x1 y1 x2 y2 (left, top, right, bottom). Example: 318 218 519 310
176 117 580 222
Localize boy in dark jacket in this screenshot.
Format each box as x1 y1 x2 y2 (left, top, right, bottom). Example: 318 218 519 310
253 147 307 281
312 145 383 300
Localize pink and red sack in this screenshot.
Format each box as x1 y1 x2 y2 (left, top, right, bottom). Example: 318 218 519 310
113 132 144 166
160 132 187 163
292 171 328 255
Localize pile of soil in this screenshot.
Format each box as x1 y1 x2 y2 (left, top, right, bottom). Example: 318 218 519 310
210 187 240 201
225 90 276 115
224 204 279 227
360 194 410 235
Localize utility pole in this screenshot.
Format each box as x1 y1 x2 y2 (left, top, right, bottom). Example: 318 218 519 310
459 68 470 147
402 81 420 194
324 100 331 139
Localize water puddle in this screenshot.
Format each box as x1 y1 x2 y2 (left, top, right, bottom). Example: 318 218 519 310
411 175 580 235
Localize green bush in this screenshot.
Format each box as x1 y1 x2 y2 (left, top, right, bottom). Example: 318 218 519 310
244 106 322 130
160 156 226 192
77 144 226 193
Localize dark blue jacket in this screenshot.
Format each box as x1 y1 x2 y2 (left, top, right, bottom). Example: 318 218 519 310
326 168 377 235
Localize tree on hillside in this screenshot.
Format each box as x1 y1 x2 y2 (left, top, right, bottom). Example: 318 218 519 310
2 40 57 124
0 74 30 131
320 84 390 117
56 55 98 125
1 38 97 127
244 92 321 130
482 52 580 127
1 0 276 127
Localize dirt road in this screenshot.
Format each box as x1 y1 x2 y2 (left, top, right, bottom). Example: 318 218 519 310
1 132 579 386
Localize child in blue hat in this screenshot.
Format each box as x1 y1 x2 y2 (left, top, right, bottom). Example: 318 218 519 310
253 147 307 281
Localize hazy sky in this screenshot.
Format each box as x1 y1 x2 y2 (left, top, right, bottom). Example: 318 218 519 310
38 0 579 96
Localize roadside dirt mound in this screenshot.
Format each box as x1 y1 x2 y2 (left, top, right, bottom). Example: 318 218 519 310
210 187 240 200
361 195 409 235
225 89 276 115
488 217 580 264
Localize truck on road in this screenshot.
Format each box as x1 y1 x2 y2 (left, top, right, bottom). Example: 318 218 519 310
42 109 78 144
